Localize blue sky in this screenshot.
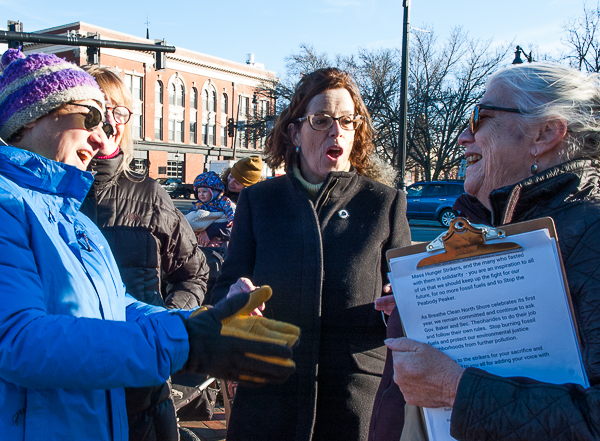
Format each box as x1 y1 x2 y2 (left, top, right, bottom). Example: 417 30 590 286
0 0 583 77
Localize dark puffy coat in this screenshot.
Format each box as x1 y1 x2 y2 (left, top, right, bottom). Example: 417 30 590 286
81 153 209 308
211 169 411 441
371 159 600 441
449 159 600 440
81 153 210 441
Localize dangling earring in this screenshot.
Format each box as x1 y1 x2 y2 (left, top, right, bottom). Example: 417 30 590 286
531 155 538 175
296 145 300 154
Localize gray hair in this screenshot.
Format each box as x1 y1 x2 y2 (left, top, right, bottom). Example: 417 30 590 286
487 62 600 160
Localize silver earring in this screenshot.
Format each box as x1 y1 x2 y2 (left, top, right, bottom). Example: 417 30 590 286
531 155 538 175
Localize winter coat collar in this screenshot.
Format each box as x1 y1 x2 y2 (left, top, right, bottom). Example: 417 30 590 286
455 159 599 227
0 145 93 202
89 151 123 184
286 163 359 201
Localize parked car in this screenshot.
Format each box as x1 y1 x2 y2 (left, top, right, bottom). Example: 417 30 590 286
157 178 194 199
405 180 465 227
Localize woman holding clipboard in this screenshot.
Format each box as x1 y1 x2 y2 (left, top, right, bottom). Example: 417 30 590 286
371 62 600 441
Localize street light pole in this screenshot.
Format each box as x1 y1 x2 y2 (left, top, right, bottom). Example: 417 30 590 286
397 0 411 190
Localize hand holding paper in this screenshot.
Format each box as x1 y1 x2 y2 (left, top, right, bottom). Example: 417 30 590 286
385 337 464 408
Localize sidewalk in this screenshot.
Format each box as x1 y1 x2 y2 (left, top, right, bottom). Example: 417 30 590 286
180 405 227 441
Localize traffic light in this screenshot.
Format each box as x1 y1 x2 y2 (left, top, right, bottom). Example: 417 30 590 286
227 118 235 137
154 39 166 70
86 33 100 65
7 21 23 49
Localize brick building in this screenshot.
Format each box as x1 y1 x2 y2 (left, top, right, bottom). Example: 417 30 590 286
16 21 277 183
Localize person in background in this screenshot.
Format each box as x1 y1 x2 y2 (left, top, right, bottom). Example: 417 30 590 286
378 62 600 441
221 155 264 204
0 49 299 441
210 67 411 441
81 67 210 441
187 171 235 247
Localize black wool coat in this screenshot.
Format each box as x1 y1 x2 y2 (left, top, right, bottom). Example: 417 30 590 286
211 169 411 441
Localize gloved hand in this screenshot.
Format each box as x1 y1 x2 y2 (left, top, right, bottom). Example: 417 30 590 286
181 286 300 385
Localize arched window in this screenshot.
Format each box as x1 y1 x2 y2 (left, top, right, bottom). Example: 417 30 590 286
155 80 163 105
203 89 209 112
222 93 228 114
168 78 185 143
169 83 176 106
191 87 198 109
155 81 164 141
211 90 217 112
177 81 185 107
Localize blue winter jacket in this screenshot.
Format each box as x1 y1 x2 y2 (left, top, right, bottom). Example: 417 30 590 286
0 146 190 440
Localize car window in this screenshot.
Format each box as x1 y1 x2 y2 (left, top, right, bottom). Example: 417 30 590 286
407 185 424 197
446 184 465 196
422 185 447 197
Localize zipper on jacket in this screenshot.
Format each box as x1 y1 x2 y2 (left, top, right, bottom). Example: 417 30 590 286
315 178 339 213
76 230 93 252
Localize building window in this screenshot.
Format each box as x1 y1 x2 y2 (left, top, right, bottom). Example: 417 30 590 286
190 121 197 144
125 73 144 140
211 90 217 112
169 78 185 107
204 123 215 145
155 117 163 140
203 89 209 112
168 78 185 143
169 120 184 142
167 152 184 179
239 95 249 118
192 88 198 109
178 83 185 107
176 121 184 142
155 81 163 141
132 150 148 175
222 93 228 114
221 126 227 147
170 83 176 106
155 81 163 105
168 119 175 141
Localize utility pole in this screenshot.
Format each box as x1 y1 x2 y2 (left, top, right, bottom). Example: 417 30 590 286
396 0 411 190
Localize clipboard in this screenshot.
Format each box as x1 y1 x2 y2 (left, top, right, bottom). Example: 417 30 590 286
385 217 587 441
386 216 580 344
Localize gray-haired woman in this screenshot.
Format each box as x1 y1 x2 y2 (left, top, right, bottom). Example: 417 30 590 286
374 62 600 440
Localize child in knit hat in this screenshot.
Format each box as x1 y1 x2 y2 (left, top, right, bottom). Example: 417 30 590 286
186 171 235 246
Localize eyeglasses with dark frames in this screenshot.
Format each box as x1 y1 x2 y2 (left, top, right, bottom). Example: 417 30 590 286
295 114 363 131
470 104 526 134
106 105 133 125
68 103 114 137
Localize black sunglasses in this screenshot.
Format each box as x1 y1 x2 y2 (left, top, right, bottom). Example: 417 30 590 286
68 103 114 137
470 104 526 134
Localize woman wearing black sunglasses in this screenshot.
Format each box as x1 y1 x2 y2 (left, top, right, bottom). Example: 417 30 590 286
80 67 210 441
377 62 600 441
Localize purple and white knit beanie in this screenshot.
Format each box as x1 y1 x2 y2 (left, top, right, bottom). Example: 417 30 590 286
0 49 105 140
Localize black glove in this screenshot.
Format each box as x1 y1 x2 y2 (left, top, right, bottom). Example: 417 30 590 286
182 286 300 385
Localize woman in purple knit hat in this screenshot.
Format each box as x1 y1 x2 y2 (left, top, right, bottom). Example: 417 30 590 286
0 49 299 441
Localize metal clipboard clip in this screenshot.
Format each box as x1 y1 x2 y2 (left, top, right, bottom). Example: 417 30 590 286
417 217 522 268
